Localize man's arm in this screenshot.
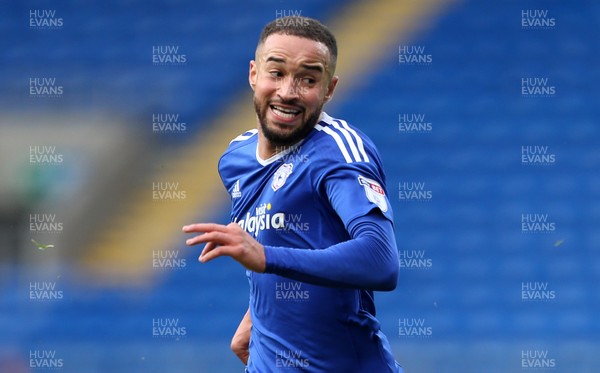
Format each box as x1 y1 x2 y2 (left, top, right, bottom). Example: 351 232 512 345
264 211 399 290
231 309 251 365
182 210 399 291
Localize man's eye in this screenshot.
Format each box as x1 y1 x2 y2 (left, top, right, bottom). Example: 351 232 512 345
302 78 316 85
270 71 283 78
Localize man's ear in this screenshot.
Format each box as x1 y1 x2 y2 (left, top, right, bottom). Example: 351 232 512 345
324 75 339 103
249 60 257 91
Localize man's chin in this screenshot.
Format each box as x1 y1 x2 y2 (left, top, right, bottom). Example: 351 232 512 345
263 127 302 147
257 106 322 148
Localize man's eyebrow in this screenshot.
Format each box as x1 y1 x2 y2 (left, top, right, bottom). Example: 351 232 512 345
265 56 285 64
265 56 324 73
301 63 324 73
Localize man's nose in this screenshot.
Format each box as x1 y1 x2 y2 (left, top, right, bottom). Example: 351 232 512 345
277 76 301 99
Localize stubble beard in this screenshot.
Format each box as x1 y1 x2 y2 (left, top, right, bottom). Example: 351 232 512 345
254 96 322 150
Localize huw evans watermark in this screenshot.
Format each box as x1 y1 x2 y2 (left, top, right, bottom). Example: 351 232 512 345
521 77 555 97
398 45 432 65
29 282 63 301
398 318 432 337
30 145 63 165
275 213 310 234
29 77 63 98
275 145 309 163
521 282 556 301
29 10 63 29
398 113 432 133
275 349 310 369
152 113 187 133
275 76 310 96
399 250 432 269
275 281 310 301
521 145 556 166
399 182 432 201
152 318 187 338
152 45 186 65
29 350 63 369
521 349 556 369
152 250 187 269
152 181 187 201
521 213 556 233
30 213 63 233
521 10 556 29
275 11 308 27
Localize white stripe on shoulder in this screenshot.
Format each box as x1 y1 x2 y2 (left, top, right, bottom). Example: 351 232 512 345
339 119 369 162
315 123 353 163
318 115 371 163
331 121 362 162
230 129 258 144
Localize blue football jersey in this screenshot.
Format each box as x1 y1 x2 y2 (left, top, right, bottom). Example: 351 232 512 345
218 112 401 373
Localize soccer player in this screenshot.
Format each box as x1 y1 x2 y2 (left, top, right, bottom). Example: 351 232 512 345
183 16 403 373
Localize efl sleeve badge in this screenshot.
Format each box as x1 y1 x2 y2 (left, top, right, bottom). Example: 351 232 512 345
358 175 388 212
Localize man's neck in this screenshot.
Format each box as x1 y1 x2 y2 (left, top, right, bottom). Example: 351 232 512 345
257 131 277 160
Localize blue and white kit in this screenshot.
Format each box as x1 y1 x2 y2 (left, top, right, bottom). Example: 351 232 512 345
219 112 403 373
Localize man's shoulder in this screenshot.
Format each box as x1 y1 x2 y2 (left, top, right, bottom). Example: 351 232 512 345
226 129 258 152
218 129 257 181
310 112 378 165
221 129 257 161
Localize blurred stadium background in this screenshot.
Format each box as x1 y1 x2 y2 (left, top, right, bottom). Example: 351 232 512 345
1 0 598 372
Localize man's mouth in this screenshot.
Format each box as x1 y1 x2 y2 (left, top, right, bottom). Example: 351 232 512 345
270 104 302 120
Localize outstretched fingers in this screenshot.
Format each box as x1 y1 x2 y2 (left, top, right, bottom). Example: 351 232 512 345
199 243 229 263
182 223 228 233
183 223 234 262
185 230 229 246
182 222 265 272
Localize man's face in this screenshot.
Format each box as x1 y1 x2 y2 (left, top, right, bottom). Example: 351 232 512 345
249 33 338 149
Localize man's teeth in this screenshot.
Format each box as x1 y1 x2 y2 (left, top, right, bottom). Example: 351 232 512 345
272 105 300 118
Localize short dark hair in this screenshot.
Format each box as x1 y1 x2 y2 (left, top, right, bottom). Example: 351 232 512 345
257 16 338 75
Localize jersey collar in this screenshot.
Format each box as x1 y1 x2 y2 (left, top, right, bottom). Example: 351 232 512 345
255 138 305 166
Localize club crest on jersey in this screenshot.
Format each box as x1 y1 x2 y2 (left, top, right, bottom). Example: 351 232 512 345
358 175 388 212
271 163 293 192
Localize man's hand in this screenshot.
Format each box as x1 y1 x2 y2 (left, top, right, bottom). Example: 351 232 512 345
231 309 252 365
182 222 266 272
